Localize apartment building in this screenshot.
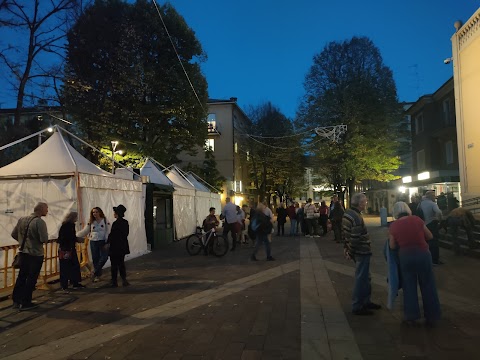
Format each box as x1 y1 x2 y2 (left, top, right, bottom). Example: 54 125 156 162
177 98 251 206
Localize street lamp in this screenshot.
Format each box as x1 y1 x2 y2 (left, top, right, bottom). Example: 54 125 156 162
111 141 119 174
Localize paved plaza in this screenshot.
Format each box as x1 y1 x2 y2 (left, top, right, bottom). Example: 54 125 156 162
1 217 480 359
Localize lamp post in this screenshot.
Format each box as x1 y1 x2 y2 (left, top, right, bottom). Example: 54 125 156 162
111 141 118 174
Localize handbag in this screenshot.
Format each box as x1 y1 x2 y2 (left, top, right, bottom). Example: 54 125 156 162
58 249 73 260
12 216 38 269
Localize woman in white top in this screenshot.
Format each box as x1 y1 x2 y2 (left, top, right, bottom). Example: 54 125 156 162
77 207 110 282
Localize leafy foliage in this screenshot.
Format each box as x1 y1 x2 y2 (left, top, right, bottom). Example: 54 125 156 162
63 0 208 165
246 102 305 203
296 36 404 199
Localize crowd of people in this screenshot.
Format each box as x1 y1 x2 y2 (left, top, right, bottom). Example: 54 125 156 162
11 202 131 311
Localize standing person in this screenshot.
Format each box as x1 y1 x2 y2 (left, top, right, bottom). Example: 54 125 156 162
388 202 441 326
241 204 250 243
221 197 238 251
203 207 220 254
304 198 320 237
330 200 344 243
297 203 306 235
418 191 443 265
235 205 245 244
286 202 297 236
250 202 275 261
11 202 49 310
343 193 381 315
319 201 329 235
57 212 86 292
408 195 420 216
77 207 110 282
276 203 287 236
106 205 130 287
262 201 275 242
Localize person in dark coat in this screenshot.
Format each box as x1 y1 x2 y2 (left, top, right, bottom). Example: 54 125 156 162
57 211 86 292
107 205 130 287
276 203 287 236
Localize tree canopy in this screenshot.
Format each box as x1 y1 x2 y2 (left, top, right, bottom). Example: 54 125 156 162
246 102 305 204
296 36 404 200
63 0 208 165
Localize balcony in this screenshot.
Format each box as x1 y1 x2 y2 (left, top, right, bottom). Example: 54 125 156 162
207 123 221 135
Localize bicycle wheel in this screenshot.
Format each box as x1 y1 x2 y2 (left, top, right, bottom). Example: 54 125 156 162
211 235 229 257
186 234 203 256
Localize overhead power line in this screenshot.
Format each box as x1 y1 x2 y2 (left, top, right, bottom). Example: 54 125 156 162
151 0 205 112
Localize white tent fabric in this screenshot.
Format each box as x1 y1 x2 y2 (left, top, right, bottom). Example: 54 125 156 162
0 131 148 262
140 159 173 186
185 174 211 193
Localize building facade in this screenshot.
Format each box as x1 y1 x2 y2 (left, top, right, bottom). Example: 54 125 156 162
177 98 251 206
451 8 480 202
401 77 460 205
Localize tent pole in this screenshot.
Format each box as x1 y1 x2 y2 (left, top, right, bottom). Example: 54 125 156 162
0 128 52 151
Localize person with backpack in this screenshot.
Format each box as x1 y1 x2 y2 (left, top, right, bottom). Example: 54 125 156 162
249 202 275 261
417 191 443 265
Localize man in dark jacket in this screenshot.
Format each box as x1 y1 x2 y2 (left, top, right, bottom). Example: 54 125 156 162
250 203 275 261
330 196 344 242
343 193 381 315
107 205 130 287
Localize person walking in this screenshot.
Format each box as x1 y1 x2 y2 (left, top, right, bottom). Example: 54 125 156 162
389 201 441 326
11 202 49 310
276 203 287 236
106 205 130 287
250 202 275 261
57 212 86 292
418 191 443 265
77 207 110 282
221 197 238 251
286 202 297 236
330 200 344 243
343 193 381 315
319 201 329 235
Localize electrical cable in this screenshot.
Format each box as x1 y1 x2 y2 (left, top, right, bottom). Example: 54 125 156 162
246 134 325 150
151 0 205 112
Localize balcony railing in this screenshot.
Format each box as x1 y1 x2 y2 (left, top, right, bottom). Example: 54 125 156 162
207 124 221 135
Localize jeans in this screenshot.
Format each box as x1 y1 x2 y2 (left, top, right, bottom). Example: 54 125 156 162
332 220 342 242
12 253 44 305
399 250 441 322
290 219 297 235
426 221 440 263
277 222 285 236
352 254 372 311
90 240 108 277
223 222 238 250
252 232 271 259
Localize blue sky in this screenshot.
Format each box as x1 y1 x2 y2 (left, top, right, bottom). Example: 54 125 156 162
168 0 479 119
1 1 479 120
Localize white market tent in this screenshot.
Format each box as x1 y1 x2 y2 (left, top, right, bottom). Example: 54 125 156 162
0 129 148 260
185 173 222 229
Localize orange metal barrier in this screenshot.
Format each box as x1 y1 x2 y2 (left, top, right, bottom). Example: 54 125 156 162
0 239 91 297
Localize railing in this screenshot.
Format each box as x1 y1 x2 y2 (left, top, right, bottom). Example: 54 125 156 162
0 238 91 297
461 196 480 214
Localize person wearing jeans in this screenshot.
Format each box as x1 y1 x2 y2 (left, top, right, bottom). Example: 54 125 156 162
343 193 381 315
12 202 49 311
77 207 110 282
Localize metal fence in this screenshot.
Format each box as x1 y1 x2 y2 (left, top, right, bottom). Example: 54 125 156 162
0 239 91 297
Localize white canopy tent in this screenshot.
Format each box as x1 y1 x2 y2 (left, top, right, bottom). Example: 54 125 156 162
184 173 222 228
0 129 148 260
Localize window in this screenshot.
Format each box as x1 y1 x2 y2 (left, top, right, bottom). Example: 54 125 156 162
416 149 425 170
443 99 453 126
445 141 454 164
205 139 214 151
207 113 216 133
246 151 250 161
234 142 238 153
415 113 424 134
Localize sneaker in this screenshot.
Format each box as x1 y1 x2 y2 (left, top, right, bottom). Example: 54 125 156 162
267 256 275 261
19 303 39 311
122 280 130 287
250 255 258 261
352 308 374 316
61 288 70 294
366 302 382 310
93 276 100 283
12 302 20 309
313 235 321 238
110 282 118 288
72 283 86 289
306 235 312 238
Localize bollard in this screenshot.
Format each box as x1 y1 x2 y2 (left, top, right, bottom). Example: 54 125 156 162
380 207 388 227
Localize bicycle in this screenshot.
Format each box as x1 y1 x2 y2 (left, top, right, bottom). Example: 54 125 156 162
185 227 229 257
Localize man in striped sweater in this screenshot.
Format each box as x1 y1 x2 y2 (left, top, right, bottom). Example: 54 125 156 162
343 193 381 315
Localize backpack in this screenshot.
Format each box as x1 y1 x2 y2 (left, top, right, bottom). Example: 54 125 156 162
250 211 272 235
416 203 425 221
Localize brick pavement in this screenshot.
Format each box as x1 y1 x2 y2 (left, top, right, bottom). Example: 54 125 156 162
0 218 479 359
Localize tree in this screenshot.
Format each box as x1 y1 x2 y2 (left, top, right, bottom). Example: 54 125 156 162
296 36 404 203
63 0 208 165
247 102 305 204
0 0 80 125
